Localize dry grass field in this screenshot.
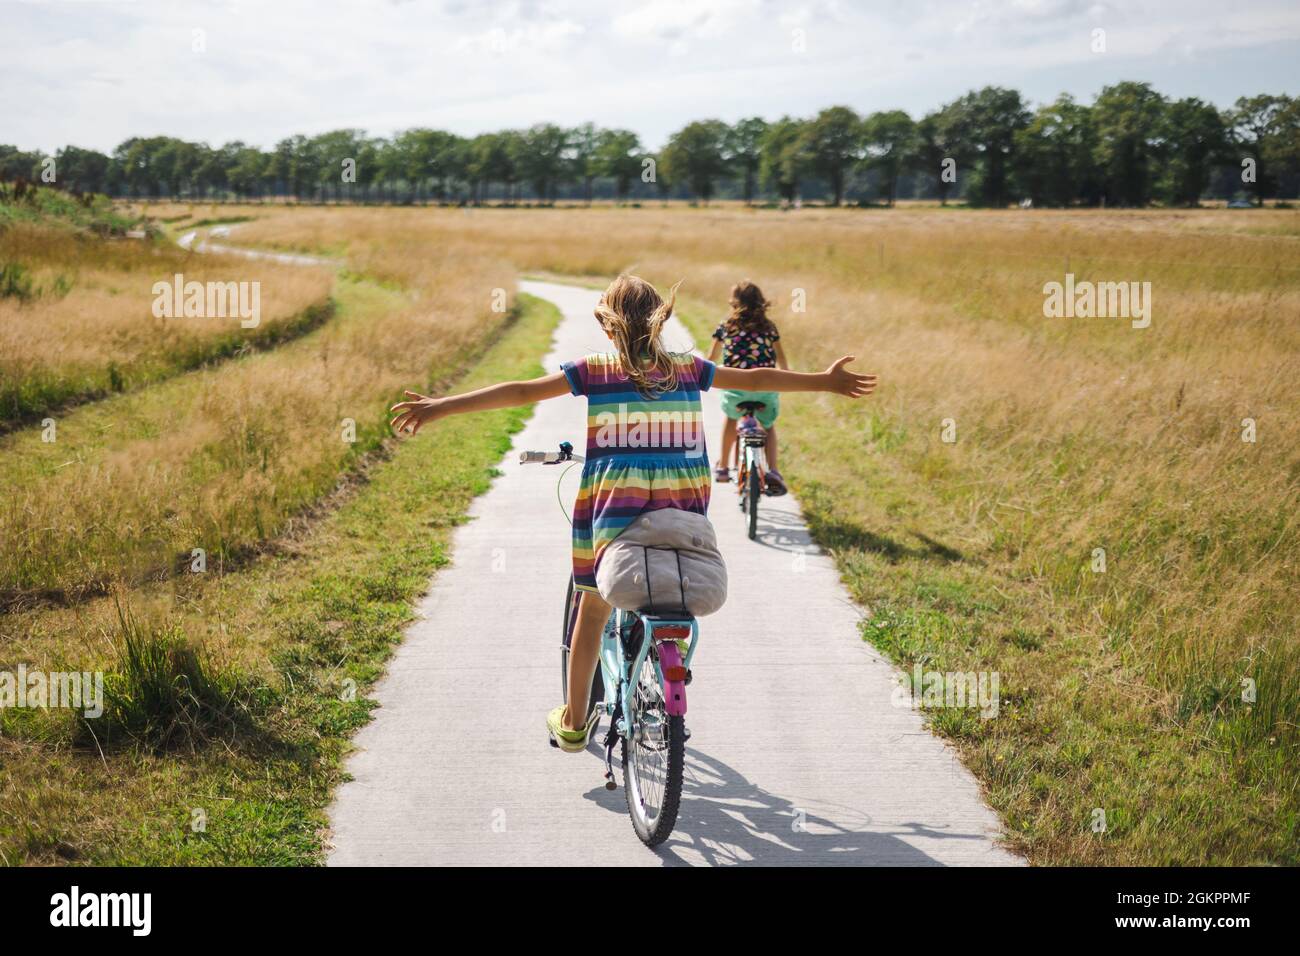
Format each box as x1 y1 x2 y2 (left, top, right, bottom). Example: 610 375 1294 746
2 197 1296 864
0 208 515 603
0 220 333 428
220 202 1300 863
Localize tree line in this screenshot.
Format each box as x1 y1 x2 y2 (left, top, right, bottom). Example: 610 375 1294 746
3 82 1298 208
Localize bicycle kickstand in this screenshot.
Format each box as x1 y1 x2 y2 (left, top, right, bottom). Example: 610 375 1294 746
602 717 619 791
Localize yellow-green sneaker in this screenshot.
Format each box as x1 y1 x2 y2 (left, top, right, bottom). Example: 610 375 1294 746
547 705 596 753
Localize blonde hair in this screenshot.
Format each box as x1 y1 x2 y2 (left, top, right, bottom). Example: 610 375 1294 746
594 275 682 395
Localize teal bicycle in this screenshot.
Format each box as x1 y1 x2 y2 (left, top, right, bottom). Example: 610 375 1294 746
734 400 770 540
521 441 698 847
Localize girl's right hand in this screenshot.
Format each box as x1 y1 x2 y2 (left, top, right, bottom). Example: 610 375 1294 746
389 390 444 435
824 356 877 398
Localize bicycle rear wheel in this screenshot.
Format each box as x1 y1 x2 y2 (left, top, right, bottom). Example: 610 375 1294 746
623 642 685 847
560 577 602 741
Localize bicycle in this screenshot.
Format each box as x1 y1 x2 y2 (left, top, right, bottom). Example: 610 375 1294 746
734 401 770 540
521 441 699 847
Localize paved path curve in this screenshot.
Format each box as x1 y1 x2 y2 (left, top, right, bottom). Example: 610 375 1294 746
327 280 1022 866
178 226 336 267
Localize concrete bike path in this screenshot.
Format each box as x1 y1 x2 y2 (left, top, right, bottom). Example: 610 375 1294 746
326 280 1022 866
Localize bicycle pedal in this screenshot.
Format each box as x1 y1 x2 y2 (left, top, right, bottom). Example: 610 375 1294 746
683 727 692 742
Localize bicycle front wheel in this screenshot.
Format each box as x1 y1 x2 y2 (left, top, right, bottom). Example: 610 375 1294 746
623 643 685 847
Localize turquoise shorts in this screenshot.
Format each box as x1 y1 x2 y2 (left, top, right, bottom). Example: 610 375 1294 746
721 389 779 428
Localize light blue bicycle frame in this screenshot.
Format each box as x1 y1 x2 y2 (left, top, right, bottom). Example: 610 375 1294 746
595 608 699 739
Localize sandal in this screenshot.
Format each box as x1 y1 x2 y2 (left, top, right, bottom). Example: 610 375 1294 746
547 705 596 753
714 466 731 483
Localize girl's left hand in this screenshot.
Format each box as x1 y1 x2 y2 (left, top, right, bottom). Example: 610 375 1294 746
389 390 444 435
824 356 877 398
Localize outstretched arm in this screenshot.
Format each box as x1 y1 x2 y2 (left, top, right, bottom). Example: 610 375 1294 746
390 372 570 435
713 355 876 398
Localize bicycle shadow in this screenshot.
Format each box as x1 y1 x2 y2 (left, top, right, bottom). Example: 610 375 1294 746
746 509 970 569
581 747 991 867
746 507 821 555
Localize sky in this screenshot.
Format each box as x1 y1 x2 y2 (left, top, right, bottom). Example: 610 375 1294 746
2 0 1299 154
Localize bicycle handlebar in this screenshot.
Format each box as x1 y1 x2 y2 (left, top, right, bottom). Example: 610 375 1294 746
519 441 584 465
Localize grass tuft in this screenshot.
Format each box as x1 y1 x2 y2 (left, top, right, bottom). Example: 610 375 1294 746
81 602 264 753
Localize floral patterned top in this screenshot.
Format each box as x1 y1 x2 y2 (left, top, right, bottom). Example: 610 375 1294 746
712 321 780 370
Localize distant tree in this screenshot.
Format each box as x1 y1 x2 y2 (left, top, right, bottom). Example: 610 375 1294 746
114 137 173 197
801 106 862 205
1230 94 1290 204
305 129 369 201
1160 98 1229 206
724 117 768 204
595 129 643 202
467 132 513 204
1013 95 1100 207
861 110 916 206
497 130 526 201
384 128 455 202
53 145 110 194
0 145 43 182
378 130 415 201
195 142 233 198
946 87 1030 207
429 131 468 201
1270 97 1300 198
913 108 961 205
268 135 309 198
646 151 671 205
568 122 600 204
759 117 809 203
355 136 385 201
517 123 569 202
661 120 730 202
225 143 267 199
1092 81 1168 207
153 139 202 197
23 82 1300 206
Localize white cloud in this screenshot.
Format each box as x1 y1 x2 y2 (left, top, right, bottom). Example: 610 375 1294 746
0 0 1297 152
612 0 756 41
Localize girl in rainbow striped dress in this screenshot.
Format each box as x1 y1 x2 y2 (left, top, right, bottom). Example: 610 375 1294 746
389 275 876 751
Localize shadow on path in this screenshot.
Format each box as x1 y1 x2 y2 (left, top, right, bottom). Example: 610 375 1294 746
804 514 967 565
581 748 996 867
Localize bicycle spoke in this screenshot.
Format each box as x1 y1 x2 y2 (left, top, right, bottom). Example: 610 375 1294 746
629 656 669 823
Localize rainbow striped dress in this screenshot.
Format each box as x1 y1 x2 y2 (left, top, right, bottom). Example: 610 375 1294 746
561 352 716 592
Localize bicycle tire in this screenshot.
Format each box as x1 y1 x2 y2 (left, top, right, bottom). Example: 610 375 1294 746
560 576 602 740
747 464 761 539
623 645 685 847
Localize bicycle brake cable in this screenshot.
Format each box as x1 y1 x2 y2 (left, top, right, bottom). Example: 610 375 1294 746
555 463 579 526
